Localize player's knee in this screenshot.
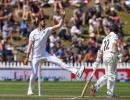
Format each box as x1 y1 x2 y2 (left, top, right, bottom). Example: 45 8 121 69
32 72 37 77
103 75 108 80
107 74 116 81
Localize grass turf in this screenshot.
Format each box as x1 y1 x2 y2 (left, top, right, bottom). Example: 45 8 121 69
0 81 129 100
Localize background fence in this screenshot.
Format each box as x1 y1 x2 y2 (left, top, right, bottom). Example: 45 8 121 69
0 62 130 81
0 62 130 69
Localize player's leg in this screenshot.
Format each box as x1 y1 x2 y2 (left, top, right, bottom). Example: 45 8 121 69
44 52 84 78
90 56 109 96
90 75 107 96
107 74 116 97
106 57 117 97
94 75 107 90
28 59 41 95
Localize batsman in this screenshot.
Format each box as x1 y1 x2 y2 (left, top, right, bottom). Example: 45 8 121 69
90 23 123 97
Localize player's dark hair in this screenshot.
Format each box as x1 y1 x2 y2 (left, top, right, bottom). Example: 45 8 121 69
36 16 46 26
109 23 119 33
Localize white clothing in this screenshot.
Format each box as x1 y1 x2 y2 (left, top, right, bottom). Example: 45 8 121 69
101 32 118 55
27 27 84 95
94 32 119 95
71 0 82 4
88 19 99 33
29 27 52 59
29 26 78 73
70 25 82 35
53 15 61 23
49 34 60 48
125 0 130 5
48 0 54 4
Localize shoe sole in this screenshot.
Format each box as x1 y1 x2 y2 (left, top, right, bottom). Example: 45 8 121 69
27 93 34 96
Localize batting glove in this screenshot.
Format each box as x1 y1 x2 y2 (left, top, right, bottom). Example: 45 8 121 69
92 62 98 71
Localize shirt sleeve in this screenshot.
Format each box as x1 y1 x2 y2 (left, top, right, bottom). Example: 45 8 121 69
100 39 104 51
112 36 118 44
46 27 53 34
29 32 34 41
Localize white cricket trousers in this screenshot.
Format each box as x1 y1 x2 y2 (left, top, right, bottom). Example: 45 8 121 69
94 53 118 95
28 52 78 92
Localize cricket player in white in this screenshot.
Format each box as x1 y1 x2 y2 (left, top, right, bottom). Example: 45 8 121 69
23 9 84 95
90 23 123 97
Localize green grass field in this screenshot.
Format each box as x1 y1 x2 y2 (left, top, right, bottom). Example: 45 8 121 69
0 81 129 100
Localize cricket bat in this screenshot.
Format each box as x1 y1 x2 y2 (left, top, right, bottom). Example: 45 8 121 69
81 70 96 98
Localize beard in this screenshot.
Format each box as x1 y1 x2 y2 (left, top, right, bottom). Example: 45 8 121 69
40 23 45 28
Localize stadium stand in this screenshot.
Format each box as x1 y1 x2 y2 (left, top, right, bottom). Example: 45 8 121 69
0 0 130 63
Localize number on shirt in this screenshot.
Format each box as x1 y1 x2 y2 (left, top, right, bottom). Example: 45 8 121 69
104 39 109 51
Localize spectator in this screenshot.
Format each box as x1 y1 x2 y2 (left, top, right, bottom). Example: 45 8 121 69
53 0 63 11
49 32 60 48
0 39 14 61
35 8 45 18
111 0 123 11
83 49 96 63
52 10 62 25
22 5 31 22
0 4 12 30
58 20 70 40
56 45 66 59
123 0 130 12
70 0 88 25
71 8 83 26
19 20 29 38
0 39 5 61
70 9 84 36
87 34 98 53
123 47 130 62
70 23 83 36
63 48 71 63
69 0 83 8
50 46 57 55
2 21 13 41
22 4 32 30
108 7 120 25
88 14 100 38
76 51 85 63
30 1 40 14
94 0 103 17
48 0 55 5
102 16 111 35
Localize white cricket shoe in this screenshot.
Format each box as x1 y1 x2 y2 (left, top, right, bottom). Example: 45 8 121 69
27 92 34 96
27 89 34 96
76 66 85 78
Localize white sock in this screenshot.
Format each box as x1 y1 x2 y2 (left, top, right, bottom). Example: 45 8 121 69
57 61 78 74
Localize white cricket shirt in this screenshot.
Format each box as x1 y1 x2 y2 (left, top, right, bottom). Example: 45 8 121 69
101 32 118 54
29 27 52 59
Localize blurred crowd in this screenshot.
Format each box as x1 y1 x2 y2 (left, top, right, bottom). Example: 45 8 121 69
0 0 130 63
